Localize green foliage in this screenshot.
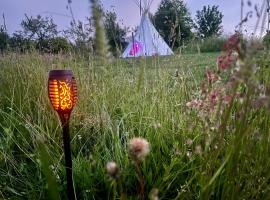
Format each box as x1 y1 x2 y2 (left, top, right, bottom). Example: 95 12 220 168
21 14 58 40
183 37 227 53
40 37 72 54
195 5 223 38
21 14 58 51
104 10 127 57
64 19 94 54
37 141 60 200
154 0 193 49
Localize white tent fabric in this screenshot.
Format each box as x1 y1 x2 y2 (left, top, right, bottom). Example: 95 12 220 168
122 13 174 58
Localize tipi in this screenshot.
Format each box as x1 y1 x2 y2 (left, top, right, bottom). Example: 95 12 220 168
122 0 174 58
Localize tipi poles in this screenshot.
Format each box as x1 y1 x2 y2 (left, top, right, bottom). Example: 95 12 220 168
133 0 154 12
140 0 142 16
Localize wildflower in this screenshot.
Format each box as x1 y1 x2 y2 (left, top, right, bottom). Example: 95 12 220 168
205 68 220 84
217 53 235 70
186 99 202 109
223 33 240 52
223 95 232 104
106 161 120 179
209 90 219 103
128 137 150 161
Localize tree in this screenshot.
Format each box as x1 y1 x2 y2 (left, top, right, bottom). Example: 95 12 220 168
104 10 127 56
21 14 58 50
64 18 94 54
9 31 36 52
0 27 9 53
195 5 223 38
154 0 193 49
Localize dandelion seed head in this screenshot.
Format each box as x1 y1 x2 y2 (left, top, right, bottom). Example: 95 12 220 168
106 161 120 179
128 137 150 161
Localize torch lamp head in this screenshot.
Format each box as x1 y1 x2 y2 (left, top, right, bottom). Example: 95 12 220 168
48 70 77 122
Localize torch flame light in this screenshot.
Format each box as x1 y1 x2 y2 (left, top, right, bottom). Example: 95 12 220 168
48 70 77 115
59 80 72 110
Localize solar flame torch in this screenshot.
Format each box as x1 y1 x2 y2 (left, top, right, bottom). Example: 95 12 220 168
48 70 77 200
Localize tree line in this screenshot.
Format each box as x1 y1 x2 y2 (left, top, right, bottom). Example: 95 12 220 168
0 0 223 55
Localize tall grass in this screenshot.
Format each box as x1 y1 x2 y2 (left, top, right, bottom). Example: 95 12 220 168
1 49 270 199
182 37 227 54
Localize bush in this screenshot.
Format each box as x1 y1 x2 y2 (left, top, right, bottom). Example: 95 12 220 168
38 37 72 53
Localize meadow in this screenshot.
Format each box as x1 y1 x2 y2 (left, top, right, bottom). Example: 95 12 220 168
1 48 270 199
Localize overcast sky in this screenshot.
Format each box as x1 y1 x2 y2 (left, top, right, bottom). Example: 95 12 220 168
0 0 266 36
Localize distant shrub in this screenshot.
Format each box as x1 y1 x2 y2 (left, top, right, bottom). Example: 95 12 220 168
0 29 9 53
263 32 270 49
39 37 72 53
182 37 227 53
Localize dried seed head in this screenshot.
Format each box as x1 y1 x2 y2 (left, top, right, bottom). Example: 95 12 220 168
150 188 159 200
128 137 150 161
195 145 202 156
153 122 161 129
186 138 193 146
106 161 120 179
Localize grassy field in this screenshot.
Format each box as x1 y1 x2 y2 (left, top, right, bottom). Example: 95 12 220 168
1 51 270 200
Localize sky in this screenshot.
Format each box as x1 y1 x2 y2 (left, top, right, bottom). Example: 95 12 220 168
0 0 266 36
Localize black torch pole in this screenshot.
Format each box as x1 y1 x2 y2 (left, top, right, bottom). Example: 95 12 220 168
61 115 76 200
